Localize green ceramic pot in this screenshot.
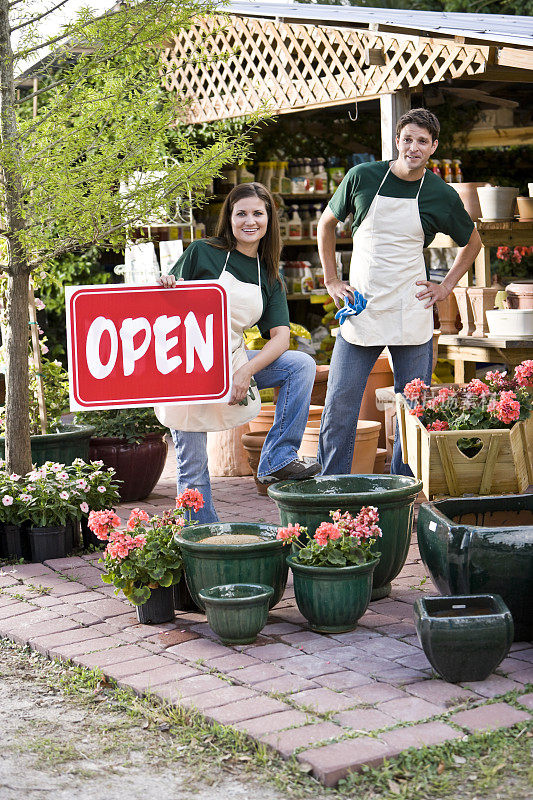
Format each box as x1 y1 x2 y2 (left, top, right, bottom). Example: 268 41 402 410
174 524 288 611
417 494 533 641
0 424 95 468
414 594 514 683
198 583 274 645
268 475 421 600
287 554 379 633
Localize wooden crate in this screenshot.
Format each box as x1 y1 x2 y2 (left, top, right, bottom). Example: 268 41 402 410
396 394 533 498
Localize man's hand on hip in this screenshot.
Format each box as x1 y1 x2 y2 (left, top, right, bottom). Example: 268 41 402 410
415 280 450 309
325 278 356 309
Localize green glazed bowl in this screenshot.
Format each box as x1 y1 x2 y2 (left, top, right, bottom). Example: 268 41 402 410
174 523 288 610
269 475 421 600
198 583 274 645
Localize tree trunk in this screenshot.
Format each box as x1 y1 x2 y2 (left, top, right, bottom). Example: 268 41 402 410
0 0 33 475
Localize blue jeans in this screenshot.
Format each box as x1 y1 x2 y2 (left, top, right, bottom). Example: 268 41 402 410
172 349 316 523
318 333 433 476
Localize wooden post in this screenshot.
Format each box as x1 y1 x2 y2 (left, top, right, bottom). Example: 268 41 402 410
474 246 491 288
28 281 47 434
380 91 411 159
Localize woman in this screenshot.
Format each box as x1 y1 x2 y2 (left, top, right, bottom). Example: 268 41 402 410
159 182 320 522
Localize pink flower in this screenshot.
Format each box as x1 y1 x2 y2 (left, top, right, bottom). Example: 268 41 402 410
88 509 121 540
2 495 13 506
467 379 490 396
409 404 424 418
59 491 69 500
485 370 506 389
9 473 21 481
276 522 304 543
57 471 68 481
97 486 106 493
76 479 88 489
514 360 533 387
176 489 204 512
80 502 89 513
403 378 429 400
126 508 150 531
490 390 521 425
20 494 32 502
427 419 449 431
314 521 342 546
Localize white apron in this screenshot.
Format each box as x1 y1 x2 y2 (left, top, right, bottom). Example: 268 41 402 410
154 251 262 431
341 166 433 347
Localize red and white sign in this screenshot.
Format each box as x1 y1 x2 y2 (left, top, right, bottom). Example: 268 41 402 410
66 283 231 410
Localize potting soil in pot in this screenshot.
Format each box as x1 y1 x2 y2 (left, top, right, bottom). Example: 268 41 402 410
197 534 264 544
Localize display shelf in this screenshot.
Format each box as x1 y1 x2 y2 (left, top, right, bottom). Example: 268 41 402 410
282 238 352 246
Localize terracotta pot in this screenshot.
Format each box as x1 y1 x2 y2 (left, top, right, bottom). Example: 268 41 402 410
468 287 499 337
241 430 269 495
89 433 167 502
373 447 387 474
249 404 323 434
449 182 489 222
273 365 330 407
452 287 474 336
436 292 460 335
506 281 533 310
477 186 519 221
359 354 394 449
298 418 381 474
207 424 252 477
516 196 533 221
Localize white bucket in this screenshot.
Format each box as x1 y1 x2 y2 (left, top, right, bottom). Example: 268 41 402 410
486 309 533 339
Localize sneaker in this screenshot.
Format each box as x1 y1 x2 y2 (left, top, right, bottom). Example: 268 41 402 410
258 459 322 484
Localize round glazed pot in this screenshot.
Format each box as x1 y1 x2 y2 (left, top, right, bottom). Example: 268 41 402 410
198 583 274 644
174 523 289 611
136 586 175 624
89 433 167 502
0 424 96 468
417 494 533 640
268 475 422 600
288 555 379 633
414 594 513 683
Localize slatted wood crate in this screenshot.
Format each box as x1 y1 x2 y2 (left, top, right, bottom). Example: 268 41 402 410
396 394 533 499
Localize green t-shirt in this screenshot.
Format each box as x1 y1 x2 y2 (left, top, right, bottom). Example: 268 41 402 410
328 160 475 248
170 239 289 338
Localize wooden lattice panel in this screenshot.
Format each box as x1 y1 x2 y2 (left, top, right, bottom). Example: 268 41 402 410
162 15 490 122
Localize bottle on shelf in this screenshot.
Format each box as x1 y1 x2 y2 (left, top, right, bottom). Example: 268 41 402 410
429 159 442 179
288 205 302 240
314 158 328 194
307 204 322 239
452 159 463 183
441 159 453 183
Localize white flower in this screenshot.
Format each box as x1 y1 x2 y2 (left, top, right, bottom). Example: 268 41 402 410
26 484 35 491
80 502 89 513
9 473 21 481
76 479 88 489
34 297 46 311
97 486 106 493
57 472 69 480
2 495 13 506
59 491 69 500
94 460 104 467
20 493 33 502
50 463 62 472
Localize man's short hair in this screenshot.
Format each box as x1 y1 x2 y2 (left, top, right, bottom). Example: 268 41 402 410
396 108 440 142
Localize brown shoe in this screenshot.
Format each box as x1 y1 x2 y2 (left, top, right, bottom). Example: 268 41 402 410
258 459 321 484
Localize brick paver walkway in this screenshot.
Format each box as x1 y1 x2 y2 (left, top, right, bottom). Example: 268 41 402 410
1 442 531 787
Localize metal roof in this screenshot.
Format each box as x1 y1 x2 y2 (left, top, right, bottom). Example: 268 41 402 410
226 2 533 48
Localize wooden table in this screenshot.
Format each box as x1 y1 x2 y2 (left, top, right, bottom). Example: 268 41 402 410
438 334 533 382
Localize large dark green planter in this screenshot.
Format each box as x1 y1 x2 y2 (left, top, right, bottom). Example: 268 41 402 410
417 494 533 641
174 524 289 611
288 555 379 633
136 586 175 624
268 475 422 600
89 433 167 502
198 583 274 645
414 594 514 683
0 424 96 467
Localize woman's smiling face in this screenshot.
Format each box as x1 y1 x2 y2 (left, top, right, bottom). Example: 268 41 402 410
231 196 269 254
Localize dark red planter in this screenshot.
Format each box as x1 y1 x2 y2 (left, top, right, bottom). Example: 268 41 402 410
89 434 168 502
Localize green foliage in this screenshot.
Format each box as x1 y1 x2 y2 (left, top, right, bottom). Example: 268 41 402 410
296 0 529 14
296 537 380 568
0 357 70 436
75 408 167 444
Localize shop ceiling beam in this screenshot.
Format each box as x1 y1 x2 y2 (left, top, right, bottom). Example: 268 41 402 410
162 15 492 123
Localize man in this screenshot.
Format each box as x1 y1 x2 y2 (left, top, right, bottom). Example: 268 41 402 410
317 107 482 475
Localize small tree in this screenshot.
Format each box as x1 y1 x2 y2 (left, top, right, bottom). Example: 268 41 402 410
0 0 258 475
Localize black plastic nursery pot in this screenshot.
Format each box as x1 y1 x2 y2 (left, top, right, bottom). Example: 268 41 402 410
27 525 68 562
136 586 175 624
0 522 30 560
80 516 106 550
173 574 198 611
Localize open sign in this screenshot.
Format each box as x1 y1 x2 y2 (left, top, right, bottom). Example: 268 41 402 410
66 283 231 410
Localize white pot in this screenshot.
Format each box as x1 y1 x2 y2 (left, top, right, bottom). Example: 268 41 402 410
486 309 533 339
529 183 533 197
476 186 519 221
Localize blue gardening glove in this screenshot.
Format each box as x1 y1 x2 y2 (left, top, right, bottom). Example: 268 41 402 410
334 292 367 325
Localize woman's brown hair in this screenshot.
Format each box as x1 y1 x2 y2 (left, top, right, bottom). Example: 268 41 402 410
209 182 281 285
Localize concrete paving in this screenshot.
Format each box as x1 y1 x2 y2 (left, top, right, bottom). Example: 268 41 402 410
0 442 531 788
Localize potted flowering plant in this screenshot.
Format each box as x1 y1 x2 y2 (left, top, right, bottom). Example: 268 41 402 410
397 360 533 498
67 458 121 549
277 506 381 633
89 491 200 623
75 408 168 502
